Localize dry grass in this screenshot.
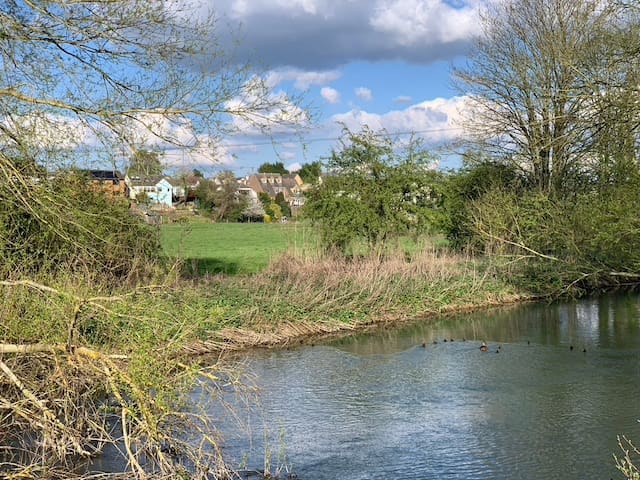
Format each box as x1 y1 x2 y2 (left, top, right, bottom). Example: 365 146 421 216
189 248 527 351
0 278 253 479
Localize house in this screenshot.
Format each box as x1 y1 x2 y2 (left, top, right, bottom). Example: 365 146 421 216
125 175 173 208
166 175 201 202
241 173 306 215
84 170 127 197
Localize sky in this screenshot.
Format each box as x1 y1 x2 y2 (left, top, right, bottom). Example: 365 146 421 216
182 0 483 177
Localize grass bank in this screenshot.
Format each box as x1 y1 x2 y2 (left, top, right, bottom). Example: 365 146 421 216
157 223 529 349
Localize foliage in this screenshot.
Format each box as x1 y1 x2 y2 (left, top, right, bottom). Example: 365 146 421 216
194 172 247 222
297 161 322 184
303 127 443 255
0 277 245 479
127 149 163 178
242 197 267 223
275 192 292 218
0 1 307 477
441 161 523 251
258 191 272 209
0 170 160 279
469 179 640 294
258 161 289 174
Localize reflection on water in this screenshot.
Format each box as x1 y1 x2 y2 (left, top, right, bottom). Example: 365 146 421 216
220 294 640 480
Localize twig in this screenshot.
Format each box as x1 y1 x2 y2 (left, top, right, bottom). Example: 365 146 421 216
0 359 91 457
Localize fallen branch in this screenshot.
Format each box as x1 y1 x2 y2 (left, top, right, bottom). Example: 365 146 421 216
0 359 92 457
0 343 128 359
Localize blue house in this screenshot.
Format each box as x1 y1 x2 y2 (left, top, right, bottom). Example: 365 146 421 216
126 175 174 208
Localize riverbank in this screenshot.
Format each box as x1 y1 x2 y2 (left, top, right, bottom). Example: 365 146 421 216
176 249 533 354
0 248 533 478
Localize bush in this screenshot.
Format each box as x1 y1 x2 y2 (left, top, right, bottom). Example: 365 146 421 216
302 127 444 255
0 171 160 279
469 181 640 294
441 162 522 251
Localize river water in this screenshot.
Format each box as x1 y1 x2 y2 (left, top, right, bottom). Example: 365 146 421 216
220 294 640 480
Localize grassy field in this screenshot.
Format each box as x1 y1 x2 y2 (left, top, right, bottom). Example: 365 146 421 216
161 222 319 275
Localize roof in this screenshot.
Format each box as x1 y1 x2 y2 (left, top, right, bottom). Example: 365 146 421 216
126 175 168 187
85 170 123 181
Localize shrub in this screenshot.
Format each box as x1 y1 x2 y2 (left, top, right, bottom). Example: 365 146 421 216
0 170 160 279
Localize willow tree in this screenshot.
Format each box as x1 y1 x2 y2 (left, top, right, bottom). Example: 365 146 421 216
0 1 305 477
455 0 624 194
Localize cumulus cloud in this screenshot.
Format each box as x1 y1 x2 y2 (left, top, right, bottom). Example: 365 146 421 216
321 87 341 104
394 95 414 104
331 95 470 143
370 0 481 46
355 87 373 102
287 162 303 172
202 0 482 69
266 68 341 90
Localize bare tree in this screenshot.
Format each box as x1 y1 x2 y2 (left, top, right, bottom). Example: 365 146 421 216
455 0 625 193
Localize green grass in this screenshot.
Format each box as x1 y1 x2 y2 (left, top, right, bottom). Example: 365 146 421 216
161 222 319 275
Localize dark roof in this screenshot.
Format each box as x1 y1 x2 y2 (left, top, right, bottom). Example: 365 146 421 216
85 170 123 181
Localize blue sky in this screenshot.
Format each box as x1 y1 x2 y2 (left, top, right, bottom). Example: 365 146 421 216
173 0 484 177
152 0 484 176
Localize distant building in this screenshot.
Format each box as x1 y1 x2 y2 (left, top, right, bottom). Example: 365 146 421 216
241 173 307 215
166 175 201 202
84 170 128 197
125 175 173 208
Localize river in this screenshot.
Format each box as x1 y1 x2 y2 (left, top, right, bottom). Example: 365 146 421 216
220 293 640 479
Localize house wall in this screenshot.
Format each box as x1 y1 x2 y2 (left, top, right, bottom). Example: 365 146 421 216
127 178 173 207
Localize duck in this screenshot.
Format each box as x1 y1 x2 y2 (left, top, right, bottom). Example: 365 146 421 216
479 342 489 352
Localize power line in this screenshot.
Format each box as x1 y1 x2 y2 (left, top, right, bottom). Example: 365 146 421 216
220 126 465 149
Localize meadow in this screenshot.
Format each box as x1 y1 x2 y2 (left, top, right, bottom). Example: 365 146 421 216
161 222 320 275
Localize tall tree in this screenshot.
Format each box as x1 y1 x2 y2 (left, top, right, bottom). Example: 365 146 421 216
297 161 322 184
258 161 289 174
303 128 443 255
128 149 163 177
455 0 622 194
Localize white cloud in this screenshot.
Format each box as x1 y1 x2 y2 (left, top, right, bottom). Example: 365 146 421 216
370 0 482 46
201 0 482 69
321 87 341 104
331 95 470 143
287 162 303 172
266 68 342 90
355 87 373 102
394 95 414 104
